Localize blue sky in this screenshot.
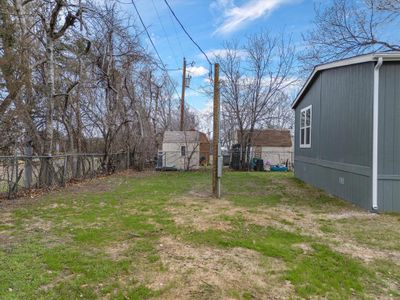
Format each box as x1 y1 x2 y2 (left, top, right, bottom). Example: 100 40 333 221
123 0 317 113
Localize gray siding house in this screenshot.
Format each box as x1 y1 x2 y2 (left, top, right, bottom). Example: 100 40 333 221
292 52 400 212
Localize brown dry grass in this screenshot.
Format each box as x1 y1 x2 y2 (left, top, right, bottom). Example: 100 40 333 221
150 236 293 300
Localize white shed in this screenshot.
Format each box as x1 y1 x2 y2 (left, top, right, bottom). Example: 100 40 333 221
236 129 293 166
161 131 204 170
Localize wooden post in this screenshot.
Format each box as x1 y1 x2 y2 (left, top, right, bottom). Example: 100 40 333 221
212 63 221 197
180 57 186 131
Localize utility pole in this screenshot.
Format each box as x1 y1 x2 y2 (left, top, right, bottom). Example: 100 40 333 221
212 63 221 198
180 57 187 131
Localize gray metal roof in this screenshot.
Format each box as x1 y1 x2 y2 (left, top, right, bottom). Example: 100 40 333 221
292 52 400 109
163 131 200 143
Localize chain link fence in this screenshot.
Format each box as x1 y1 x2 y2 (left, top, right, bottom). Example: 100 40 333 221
0 152 145 199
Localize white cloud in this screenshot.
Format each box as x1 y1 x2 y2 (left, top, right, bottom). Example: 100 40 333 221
209 0 235 12
212 0 299 35
186 66 209 77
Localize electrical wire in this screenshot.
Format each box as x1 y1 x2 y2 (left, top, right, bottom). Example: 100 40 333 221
162 0 212 66
131 0 167 71
150 0 180 68
130 0 206 117
130 0 182 101
187 86 211 97
167 6 185 58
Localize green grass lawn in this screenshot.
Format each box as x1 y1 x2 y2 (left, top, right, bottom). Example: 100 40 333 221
0 170 399 299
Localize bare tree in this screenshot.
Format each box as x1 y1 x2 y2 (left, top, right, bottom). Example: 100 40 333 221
217 32 295 169
0 0 185 177
300 0 400 71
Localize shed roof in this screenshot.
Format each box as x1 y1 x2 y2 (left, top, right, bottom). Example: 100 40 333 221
163 131 200 143
237 129 292 148
292 52 400 109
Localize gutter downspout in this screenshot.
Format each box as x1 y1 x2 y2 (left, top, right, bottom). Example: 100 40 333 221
372 57 383 212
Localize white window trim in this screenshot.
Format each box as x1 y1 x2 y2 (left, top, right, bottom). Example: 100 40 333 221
300 105 312 149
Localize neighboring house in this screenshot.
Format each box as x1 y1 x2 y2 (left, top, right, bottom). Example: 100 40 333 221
292 52 400 212
235 129 293 166
161 131 210 170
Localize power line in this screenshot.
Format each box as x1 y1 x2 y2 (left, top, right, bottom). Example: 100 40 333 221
129 0 205 119
130 0 167 71
167 7 185 58
150 0 180 68
162 0 212 66
130 0 181 101
187 86 211 97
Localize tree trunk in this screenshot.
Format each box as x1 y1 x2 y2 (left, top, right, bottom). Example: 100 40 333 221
45 34 55 155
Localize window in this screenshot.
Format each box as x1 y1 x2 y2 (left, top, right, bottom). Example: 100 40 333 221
300 105 312 148
181 146 186 156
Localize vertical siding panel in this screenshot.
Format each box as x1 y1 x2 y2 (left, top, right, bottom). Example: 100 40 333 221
318 63 373 166
378 181 384 210
385 181 393 211
378 62 400 211
394 66 400 174
386 66 394 175
380 63 396 175
394 183 400 211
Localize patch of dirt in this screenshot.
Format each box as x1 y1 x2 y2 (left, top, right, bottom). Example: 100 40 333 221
150 236 293 299
245 205 323 236
0 232 14 248
39 272 75 292
0 213 17 248
187 190 213 198
19 217 70 247
167 197 241 231
0 212 14 227
168 194 327 241
42 203 70 210
64 176 115 195
329 237 400 263
323 211 379 220
27 217 53 232
105 242 130 260
168 195 309 233
276 210 400 264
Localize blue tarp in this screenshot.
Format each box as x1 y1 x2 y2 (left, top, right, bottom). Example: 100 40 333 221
270 165 288 172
